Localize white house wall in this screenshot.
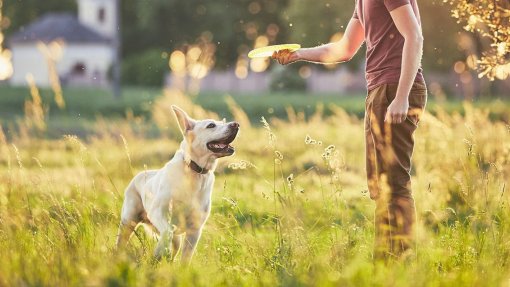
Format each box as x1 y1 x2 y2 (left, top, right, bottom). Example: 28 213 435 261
10 44 50 86
58 43 113 84
78 0 116 38
10 43 113 87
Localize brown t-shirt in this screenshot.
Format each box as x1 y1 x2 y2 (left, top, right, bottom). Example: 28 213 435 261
353 0 424 90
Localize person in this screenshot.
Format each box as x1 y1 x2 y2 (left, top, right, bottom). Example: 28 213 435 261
272 0 427 260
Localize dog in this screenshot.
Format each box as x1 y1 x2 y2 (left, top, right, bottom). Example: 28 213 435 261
116 105 239 263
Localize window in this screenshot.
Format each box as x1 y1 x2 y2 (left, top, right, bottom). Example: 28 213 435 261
98 7 105 23
72 62 86 76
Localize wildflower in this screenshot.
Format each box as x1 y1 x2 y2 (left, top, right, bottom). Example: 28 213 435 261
261 116 276 146
286 173 294 187
228 160 255 170
305 134 317 145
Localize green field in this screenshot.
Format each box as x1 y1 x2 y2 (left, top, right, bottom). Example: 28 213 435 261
1 85 509 126
0 86 509 286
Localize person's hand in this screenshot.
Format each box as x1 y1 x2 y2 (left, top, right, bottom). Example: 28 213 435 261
385 97 409 124
271 49 300 65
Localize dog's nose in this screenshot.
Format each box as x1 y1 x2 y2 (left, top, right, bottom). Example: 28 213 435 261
229 122 240 129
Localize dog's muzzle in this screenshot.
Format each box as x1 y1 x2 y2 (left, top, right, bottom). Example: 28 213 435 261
206 122 239 155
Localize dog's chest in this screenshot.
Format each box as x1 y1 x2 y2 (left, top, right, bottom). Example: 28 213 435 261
170 171 212 205
141 158 216 233
167 175 213 231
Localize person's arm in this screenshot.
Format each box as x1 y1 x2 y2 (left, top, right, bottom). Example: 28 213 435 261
272 18 364 65
385 4 424 124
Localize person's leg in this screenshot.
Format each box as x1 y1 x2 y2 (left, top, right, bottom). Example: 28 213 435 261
365 82 427 259
387 81 427 255
365 84 395 259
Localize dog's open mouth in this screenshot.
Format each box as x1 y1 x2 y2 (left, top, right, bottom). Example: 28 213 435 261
206 129 238 154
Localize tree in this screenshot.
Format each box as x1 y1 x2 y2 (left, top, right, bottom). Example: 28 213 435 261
447 0 510 80
121 0 289 69
283 0 363 70
420 1 465 72
3 0 76 37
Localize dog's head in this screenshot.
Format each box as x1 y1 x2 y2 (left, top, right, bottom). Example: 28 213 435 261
172 105 239 159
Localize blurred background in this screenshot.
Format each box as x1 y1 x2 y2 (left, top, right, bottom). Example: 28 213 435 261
0 0 509 136
1 0 509 95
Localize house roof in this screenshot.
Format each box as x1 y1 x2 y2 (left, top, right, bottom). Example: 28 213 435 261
9 13 111 45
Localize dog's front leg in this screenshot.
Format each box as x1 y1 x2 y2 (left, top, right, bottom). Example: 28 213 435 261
115 221 137 249
181 229 202 264
154 228 174 261
171 235 182 260
151 206 175 261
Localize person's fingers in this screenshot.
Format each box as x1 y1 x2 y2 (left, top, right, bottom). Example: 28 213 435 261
272 49 296 65
274 51 284 64
283 49 294 64
278 54 284 65
283 53 292 65
384 111 391 123
275 51 282 64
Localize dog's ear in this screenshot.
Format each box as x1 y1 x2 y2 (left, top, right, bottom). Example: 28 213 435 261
172 105 195 133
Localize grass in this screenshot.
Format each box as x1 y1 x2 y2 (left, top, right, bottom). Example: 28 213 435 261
1 85 509 126
0 86 509 286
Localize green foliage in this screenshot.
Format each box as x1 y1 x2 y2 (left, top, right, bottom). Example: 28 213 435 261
121 49 168 86
420 1 465 72
269 65 307 92
284 0 354 47
121 0 289 68
282 0 365 70
447 0 510 80
2 0 77 36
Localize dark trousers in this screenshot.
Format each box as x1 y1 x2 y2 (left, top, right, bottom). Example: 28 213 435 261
364 81 427 259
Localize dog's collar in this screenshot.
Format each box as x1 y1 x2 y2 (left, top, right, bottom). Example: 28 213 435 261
188 159 209 175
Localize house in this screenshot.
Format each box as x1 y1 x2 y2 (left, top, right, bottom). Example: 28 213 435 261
9 0 117 87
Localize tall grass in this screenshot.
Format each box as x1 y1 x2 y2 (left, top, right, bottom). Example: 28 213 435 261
0 89 509 286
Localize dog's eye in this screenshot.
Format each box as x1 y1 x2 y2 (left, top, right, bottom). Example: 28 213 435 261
206 123 216 129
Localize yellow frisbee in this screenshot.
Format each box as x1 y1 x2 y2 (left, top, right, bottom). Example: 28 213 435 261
248 44 301 58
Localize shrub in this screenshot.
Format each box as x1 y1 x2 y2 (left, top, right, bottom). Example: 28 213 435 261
269 65 307 92
121 49 168 87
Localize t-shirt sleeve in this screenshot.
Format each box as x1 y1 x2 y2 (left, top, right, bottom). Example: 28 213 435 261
383 0 410 12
